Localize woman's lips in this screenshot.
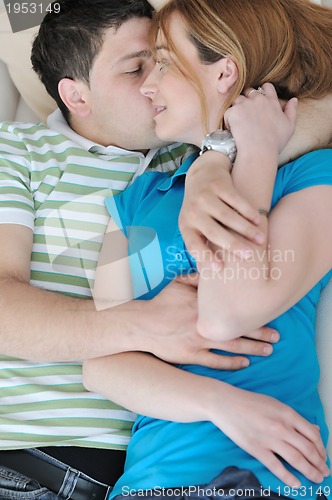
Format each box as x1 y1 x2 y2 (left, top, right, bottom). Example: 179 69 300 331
153 105 167 117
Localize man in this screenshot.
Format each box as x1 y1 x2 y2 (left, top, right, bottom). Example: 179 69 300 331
0 1 282 498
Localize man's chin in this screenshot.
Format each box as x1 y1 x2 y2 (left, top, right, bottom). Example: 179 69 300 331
147 135 174 149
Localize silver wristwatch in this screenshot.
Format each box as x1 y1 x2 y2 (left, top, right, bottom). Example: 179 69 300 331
200 129 237 163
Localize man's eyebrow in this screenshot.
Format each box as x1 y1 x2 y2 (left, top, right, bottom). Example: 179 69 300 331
117 49 151 64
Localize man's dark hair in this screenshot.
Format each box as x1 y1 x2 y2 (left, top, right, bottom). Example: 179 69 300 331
31 0 154 123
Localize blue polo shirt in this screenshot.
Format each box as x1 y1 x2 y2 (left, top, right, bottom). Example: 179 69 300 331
106 149 332 499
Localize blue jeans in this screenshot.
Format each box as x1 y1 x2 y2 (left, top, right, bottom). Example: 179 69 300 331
0 448 110 499
113 466 328 500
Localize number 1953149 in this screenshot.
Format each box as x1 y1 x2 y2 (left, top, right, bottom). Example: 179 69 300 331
5 3 60 15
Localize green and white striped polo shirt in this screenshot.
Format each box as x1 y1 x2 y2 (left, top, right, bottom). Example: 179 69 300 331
0 115 189 450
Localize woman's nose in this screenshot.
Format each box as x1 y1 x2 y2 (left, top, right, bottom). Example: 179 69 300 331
140 64 159 99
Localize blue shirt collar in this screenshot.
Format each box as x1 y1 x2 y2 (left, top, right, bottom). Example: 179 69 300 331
158 152 199 192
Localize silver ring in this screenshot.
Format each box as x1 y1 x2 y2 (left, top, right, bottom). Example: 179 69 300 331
257 86 266 95
248 87 266 97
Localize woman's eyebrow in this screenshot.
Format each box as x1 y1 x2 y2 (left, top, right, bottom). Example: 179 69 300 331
155 45 168 52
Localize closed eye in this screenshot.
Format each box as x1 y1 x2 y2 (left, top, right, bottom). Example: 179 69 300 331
125 66 143 76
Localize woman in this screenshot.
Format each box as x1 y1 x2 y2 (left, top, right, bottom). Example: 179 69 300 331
83 0 332 497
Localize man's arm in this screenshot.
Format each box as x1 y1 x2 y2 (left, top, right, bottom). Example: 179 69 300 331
0 223 276 364
0 224 142 361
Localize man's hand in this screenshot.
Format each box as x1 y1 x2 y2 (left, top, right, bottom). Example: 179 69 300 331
140 276 278 369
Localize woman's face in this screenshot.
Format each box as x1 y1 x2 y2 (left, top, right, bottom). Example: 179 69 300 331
140 13 226 147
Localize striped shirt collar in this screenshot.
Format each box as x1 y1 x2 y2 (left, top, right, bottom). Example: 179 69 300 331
47 108 159 168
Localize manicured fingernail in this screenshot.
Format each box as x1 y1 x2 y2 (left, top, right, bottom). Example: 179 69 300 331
271 332 280 342
264 345 273 355
241 359 250 367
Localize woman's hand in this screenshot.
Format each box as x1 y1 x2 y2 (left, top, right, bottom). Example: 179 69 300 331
180 151 263 265
225 83 298 159
179 84 297 266
208 383 330 488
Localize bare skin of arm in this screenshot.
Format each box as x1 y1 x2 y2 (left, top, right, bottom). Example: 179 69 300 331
0 223 276 364
4 93 329 363
83 90 330 488
179 94 332 260
83 348 329 488
196 87 332 339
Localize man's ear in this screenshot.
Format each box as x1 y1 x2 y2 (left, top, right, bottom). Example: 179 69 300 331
216 57 238 94
58 78 91 118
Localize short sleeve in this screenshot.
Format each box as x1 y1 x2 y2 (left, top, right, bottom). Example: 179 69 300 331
272 149 332 206
105 171 168 237
0 123 34 228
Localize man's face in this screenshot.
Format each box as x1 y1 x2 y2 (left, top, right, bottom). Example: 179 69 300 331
85 17 169 151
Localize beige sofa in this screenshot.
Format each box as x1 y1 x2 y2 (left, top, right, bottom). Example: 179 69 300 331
0 0 331 464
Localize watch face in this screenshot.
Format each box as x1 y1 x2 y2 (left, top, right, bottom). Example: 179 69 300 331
210 130 232 141
200 129 237 162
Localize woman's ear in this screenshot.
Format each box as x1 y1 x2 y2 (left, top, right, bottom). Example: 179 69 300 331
216 57 238 94
58 78 92 118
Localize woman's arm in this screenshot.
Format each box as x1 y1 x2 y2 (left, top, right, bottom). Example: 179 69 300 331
197 85 332 339
83 351 329 487
93 218 280 369
179 93 332 262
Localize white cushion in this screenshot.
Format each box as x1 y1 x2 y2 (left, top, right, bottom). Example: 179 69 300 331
0 58 19 121
0 9 55 122
317 279 332 461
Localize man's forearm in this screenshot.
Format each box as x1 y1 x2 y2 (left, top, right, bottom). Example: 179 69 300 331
279 95 332 165
0 274 224 365
0 276 143 361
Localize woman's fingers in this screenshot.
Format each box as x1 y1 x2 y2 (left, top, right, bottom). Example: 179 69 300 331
258 413 329 486
294 419 327 461
272 438 325 485
216 389 330 489
256 449 302 488
181 214 259 267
